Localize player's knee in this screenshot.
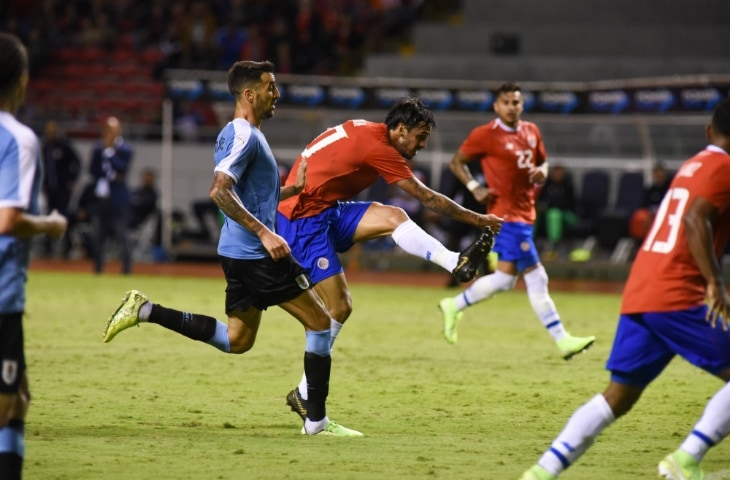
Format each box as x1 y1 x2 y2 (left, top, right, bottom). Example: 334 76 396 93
328 300 352 323
491 270 517 292
228 335 256 354
375 204 409 230
523 264 549 293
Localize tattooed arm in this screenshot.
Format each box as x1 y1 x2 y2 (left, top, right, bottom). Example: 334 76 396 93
394 175 502 233
209 171 291 259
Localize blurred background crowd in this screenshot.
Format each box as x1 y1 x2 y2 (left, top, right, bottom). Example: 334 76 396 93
1 0 454 78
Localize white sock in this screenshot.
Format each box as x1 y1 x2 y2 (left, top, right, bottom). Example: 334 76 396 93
391 219 458 272
330 319 343 346
453 271 516 310
680 381 730 461
538 394 615 475
523 265 567 341
298 319 344 400
138 302 152 321
304 416 329 435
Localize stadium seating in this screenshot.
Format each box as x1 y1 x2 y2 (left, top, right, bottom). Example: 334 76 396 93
364 0 730 81
569 170 611 240
31 45 166 137
597 171 645 250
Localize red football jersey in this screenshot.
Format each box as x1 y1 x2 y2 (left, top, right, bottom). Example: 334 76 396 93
278 120 414 220
459 119 546 224
621 147 730 313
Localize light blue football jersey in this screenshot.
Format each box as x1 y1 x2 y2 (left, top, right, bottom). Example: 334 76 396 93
0 111 42 313
213 118 280 259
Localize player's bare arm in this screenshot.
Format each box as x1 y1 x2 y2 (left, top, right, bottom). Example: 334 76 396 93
280 157 307 201
209 171 291 259
395 176 502 233
0 207 67 239
683 195 730 329
449 149 493 204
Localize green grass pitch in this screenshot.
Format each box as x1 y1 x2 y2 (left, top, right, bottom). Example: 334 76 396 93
22 271 730 479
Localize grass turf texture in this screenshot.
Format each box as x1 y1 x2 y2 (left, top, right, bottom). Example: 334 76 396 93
23 271 730 480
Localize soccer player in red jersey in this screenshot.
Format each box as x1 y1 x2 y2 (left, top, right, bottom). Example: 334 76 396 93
520 98 730 480
278 97 503 421
438 82 595 358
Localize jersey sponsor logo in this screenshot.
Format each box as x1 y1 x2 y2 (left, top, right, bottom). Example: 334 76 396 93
2 360 18 386
317 257 330 270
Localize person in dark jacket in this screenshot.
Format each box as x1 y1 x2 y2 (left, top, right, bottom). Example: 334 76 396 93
89 116 134 274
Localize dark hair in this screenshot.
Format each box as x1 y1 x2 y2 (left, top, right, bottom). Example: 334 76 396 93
384 97 436 131
0 32 27 98
495 82 521 97
711 98 730 138
227 60 275 97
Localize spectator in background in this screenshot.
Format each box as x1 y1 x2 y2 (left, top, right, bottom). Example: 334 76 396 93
66 180 97 259
41 119 80 257
629 163 672 241
537 164 578 259
128 168 159 230
89 116 134 274
643 163 671 210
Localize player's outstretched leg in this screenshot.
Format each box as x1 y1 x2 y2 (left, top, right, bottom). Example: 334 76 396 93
439 297 463 344
556 334 596 360
452 227 495 283
657 450 706 480
103 290 148 343
519 465 557 480
286 388 307 421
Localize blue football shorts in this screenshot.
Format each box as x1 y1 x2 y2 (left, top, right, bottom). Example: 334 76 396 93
492 221 540 272
277 201 370 284
606 305 730 388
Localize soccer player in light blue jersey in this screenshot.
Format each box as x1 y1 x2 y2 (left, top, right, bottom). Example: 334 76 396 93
103 60 361 436
0 32 68 479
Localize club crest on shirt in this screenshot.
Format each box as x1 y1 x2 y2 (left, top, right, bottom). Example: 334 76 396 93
527 134 537 148
2 360 18 386
317 257 330 270
520 241 531 252
505 142 514 150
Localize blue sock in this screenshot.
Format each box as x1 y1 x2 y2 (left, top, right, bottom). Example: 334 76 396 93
206 320 231 353
0 422 25 457
305 330 331 357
